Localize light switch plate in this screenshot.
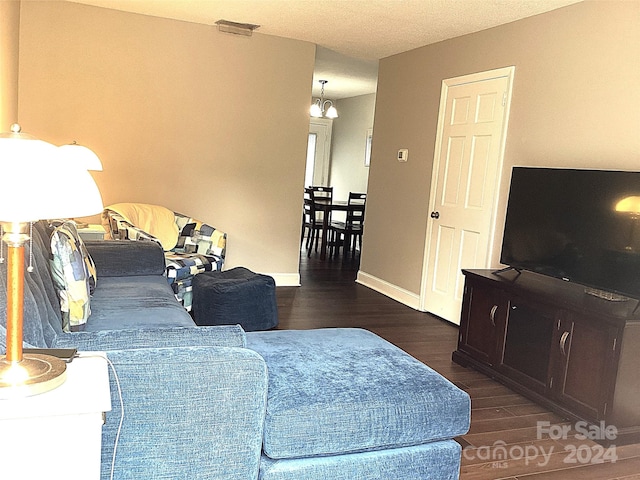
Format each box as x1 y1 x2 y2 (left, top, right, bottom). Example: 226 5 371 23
398 149 409 162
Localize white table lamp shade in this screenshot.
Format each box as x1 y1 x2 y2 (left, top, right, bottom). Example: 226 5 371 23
58 143 103 171
0 129 103 222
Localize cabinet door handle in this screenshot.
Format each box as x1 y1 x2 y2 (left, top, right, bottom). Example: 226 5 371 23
489 305 498 326
560 331 570 356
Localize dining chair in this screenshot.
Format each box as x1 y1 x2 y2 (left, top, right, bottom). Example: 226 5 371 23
301 188 324 256
306 186 334 251
308 185 333 202
330 192 366 260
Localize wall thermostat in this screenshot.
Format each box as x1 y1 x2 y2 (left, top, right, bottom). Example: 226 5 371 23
397 149 409 162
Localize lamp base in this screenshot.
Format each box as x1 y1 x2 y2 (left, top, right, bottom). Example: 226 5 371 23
0 354 67 399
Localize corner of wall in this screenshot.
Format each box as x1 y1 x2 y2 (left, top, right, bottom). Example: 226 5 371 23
0 0 21 130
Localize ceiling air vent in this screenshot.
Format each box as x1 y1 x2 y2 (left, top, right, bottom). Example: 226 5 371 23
215 19 260 36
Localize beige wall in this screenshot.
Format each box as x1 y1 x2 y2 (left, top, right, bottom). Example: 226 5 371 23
361 0 640 296
17 1 315 283
329 93 375 203
0 0 20 129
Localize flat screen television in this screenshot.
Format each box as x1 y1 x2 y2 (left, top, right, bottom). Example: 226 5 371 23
500 167 640 300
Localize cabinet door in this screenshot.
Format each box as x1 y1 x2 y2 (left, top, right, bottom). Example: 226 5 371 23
550 314 619 422
498 297 556 395
458 280 507 366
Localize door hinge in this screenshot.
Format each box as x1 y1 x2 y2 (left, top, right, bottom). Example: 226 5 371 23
502 92 507 107
549 377 554 389
613 337 617 352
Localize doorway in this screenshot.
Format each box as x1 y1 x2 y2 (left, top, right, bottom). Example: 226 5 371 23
305 118 333 187
420 67 515 325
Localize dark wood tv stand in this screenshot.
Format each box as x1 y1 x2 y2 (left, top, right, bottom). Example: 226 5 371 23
452 269 640 444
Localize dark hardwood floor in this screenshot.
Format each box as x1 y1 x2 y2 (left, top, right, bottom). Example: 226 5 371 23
275 251 640 480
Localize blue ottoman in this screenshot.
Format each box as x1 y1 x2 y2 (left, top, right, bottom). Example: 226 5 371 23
192 267 278 331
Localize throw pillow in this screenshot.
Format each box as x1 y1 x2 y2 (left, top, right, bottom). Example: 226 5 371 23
82 241 98 295
50 221 95 332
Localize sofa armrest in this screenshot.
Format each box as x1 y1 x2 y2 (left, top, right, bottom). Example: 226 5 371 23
173 212 227 262
84 240 166 277
100 346 266 479
52 325 246 350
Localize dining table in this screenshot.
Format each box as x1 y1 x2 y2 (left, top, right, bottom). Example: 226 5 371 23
313 199 365 260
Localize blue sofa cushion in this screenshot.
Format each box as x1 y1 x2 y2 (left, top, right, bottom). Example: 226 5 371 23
246 328 471 460
85 240 166 277
85 276 194 331
258 441 463 480
53 324 246 351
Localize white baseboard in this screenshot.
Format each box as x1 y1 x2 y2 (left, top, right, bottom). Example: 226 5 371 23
356 270 421 310
269 273 301 287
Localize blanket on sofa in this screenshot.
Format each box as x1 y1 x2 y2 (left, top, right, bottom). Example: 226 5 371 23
106 202 179 250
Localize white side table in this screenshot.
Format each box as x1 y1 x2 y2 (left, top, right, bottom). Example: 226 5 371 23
0 353 111 479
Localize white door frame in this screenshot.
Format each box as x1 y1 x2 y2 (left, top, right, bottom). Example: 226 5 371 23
419 66 516 313
308 118 333 186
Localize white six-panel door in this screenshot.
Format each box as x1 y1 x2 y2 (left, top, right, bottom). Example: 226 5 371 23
421 67 515 324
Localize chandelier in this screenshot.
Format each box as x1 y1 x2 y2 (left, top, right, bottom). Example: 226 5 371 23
310 80 338 119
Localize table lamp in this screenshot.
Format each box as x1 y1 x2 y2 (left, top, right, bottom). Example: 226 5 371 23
0 124 103 398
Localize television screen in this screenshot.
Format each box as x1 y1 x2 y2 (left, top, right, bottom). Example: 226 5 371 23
500 167 640 300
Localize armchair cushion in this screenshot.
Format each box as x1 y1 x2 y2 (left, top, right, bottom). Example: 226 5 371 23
165 252 218 282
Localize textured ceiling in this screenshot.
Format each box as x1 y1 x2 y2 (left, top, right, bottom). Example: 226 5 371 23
66 0 582 98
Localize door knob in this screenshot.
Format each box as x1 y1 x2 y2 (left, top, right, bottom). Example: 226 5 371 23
430 211 440 219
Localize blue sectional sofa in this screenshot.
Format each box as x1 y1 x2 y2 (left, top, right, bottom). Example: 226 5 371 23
0 220 471 479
